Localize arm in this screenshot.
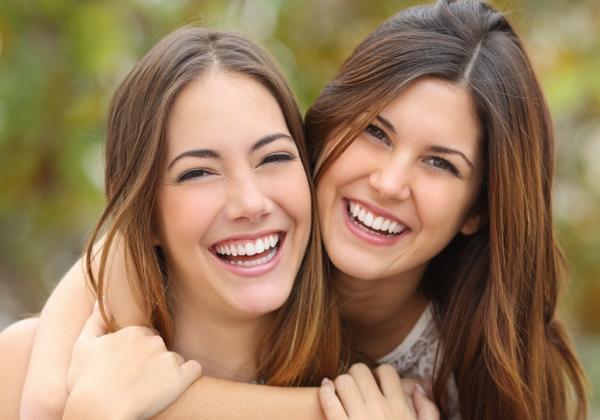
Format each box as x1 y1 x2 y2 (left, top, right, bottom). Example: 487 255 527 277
0 318 39 420
20 236 149 420
20 236 327 420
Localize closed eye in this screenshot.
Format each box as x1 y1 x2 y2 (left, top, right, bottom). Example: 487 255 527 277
423 157 459 176
365 124 392 147
259 153 296 166
177 169 214 182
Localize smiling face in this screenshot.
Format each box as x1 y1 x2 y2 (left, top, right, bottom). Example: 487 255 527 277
155 70 311 320
317 77 484 282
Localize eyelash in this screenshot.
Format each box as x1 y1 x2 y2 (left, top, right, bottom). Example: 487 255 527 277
176 153 295 182
259 153 296 165
177 169 213 182
365 124 392 147
423 157 459 176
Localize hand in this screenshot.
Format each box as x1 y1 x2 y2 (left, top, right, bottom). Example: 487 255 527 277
319 363 439 420
65 303 202 420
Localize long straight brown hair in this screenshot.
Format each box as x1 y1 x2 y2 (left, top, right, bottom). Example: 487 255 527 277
85 27 344 386
306 0 587 418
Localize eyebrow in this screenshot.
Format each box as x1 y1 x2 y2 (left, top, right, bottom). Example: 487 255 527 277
429 145 474 169
376 115 396 134
167 132 294 170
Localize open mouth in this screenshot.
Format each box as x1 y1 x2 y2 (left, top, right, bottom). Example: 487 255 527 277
346 199 409 237
212 232 284 268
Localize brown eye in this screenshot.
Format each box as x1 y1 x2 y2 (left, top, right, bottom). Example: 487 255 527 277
365 124 392 147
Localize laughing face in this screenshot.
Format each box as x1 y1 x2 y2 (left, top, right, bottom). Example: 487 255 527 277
317 78 484 282
155 70 311 320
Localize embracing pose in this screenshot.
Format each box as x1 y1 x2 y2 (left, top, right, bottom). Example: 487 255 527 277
1 1 588 419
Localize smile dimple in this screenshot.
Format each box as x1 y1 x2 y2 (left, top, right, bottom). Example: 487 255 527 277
346 200 408 236
213 233 281 267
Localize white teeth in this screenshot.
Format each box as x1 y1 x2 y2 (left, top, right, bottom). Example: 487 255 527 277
381 219 390 231
255 240 265 253
227 247 277 267
372 217 383 230
215 233 281 258
347 200 406 235
358 209 366 222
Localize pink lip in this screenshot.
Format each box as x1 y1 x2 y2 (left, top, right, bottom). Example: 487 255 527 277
210 234 286 277
343 200 410 246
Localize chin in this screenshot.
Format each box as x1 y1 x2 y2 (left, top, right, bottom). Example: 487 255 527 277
230 282 293 317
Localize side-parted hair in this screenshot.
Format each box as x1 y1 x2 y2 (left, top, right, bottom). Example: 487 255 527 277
85 27 344 386
306 0 587 418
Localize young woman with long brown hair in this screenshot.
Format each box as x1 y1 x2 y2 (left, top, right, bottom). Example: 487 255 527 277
0 26 350 419
2 0 588 419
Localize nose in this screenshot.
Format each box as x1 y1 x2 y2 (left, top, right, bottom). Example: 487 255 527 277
368 157 412 201
225 175 274 222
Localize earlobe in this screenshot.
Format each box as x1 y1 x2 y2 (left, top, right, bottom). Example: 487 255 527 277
460 212 481 235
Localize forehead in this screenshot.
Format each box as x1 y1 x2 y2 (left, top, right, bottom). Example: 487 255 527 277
380 77 481 151
165 70 290 155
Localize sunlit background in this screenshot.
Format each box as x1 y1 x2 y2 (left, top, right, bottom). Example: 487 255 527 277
1 0 598 415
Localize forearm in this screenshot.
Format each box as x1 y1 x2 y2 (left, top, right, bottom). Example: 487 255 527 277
20 260 96 419
154 377 325 420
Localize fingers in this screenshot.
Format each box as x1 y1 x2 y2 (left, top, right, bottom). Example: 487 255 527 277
347 363 382 406
333 373 367 417
374 364 404 398
178 359 202 386
413 385 440 420
319 378 348 420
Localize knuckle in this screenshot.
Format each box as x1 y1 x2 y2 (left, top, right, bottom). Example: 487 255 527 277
348 362 371 378
334 373 354 389
376 363 397 377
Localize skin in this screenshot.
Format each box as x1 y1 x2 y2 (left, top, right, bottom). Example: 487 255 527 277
3 77 478 419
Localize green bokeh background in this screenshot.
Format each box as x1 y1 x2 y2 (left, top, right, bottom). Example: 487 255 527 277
1 0 598 415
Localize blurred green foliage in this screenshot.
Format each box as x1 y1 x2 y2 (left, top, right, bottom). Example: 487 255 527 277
1 0 598 414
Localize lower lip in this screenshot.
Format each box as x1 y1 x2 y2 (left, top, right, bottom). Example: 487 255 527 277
343 201 408 246
210 236 286 277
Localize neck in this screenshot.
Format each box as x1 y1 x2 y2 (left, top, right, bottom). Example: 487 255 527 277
169 292 271 383
336 266 429 360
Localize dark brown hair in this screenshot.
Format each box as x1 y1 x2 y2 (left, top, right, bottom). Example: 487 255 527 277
85 27 343 386
306 0 587 418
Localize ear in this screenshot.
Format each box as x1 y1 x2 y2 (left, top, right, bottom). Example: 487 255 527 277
460 211 481 236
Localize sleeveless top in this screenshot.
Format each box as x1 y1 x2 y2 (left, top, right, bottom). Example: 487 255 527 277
377 305 460 420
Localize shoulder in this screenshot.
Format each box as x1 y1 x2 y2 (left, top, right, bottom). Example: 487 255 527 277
0 318 39 420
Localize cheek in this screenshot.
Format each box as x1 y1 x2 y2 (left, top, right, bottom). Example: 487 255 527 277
155 187 221 246
415 179 475 232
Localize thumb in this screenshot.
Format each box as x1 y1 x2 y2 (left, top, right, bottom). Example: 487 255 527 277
79 301 108 339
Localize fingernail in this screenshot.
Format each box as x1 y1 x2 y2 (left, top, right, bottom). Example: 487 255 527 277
321 377 331 385
416 384 426 394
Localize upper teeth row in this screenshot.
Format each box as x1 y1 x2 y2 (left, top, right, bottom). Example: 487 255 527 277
349 201 404 234
215 234 279 256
